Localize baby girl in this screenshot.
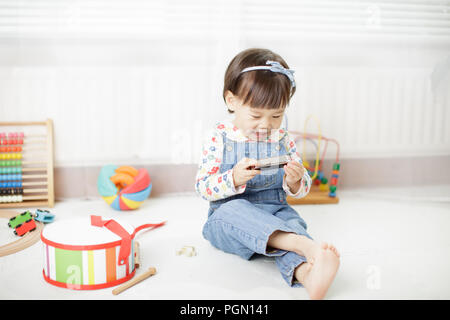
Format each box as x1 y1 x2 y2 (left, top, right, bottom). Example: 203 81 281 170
195 48 340 299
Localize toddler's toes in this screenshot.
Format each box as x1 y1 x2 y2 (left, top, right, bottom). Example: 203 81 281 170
320 242 329 250
328 245 340 257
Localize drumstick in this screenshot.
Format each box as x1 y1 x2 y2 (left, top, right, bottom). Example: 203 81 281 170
112 267 156 295
134 241 140 269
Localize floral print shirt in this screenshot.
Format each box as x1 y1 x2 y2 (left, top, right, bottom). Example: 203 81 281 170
195 118 311 201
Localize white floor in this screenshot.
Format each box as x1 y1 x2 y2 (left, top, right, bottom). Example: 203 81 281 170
1 185 450 300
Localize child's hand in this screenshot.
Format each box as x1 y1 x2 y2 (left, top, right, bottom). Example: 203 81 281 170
283 160 305 187
232 157 260 188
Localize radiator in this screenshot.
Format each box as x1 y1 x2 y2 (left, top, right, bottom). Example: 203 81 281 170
0 63 449 166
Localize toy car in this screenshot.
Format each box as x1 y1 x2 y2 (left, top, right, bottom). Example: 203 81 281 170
8 211 33 228
34 209 55 223
14 219 36 237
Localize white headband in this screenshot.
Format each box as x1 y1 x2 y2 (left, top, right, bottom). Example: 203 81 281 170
240 60 296 89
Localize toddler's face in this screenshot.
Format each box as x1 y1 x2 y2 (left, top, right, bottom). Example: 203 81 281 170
227 93 285 141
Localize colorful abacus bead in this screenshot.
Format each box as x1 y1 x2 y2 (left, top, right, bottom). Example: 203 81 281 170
18 132 24 145
0 167 20 174
1 160 21 166
0 174 22 181
8 188 21 195
2 181 22 188
0 194 23 203
0 187 23 195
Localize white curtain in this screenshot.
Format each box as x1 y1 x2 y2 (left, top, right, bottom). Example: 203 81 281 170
0 0 449 167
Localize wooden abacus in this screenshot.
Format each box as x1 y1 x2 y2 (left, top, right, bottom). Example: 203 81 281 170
0 119 54 208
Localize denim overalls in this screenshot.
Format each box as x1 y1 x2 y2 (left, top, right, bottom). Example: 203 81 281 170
202 130 313 287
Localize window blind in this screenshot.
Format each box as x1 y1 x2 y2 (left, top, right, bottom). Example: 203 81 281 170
0 0 448 38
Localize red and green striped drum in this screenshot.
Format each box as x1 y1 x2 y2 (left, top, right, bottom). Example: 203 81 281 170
41 216 136 290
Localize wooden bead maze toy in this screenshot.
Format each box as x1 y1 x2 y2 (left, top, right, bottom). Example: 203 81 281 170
0 119 55 208
287 115 341 205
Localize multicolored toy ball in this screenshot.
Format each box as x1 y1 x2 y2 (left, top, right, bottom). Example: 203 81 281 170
97 165 152 210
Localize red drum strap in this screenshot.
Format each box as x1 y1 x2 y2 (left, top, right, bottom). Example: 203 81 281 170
90 215 165 267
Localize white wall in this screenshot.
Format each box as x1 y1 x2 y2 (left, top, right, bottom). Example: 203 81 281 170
0 0 449 167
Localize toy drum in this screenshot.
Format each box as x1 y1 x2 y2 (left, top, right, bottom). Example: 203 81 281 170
41 215 164 290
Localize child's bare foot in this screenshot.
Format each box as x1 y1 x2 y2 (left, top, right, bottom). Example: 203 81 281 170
295 247 340 300
295 238 340 264
328 244 340 258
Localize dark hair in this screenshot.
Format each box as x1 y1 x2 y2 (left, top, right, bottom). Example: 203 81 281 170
223 48 296 113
